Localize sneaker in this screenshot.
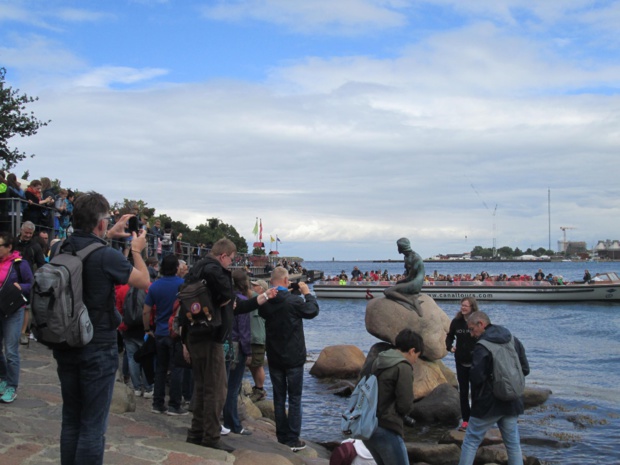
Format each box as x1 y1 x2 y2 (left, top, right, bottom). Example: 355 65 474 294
237 428 252 436
19 334 29 345
134 389 143 397
200 440 235 453
220 425 231 436
249 386 267 402
0 386 16 403
289 440 306 452
151 406 168 414
167 406 189 416
143 390 154 399
0 380 6 396
458 421 468 432
29 332 36 340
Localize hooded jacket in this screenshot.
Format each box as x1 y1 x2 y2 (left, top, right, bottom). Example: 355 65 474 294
372 349 414 437
470 324 530 418
446 315 477 365
258 288 318 369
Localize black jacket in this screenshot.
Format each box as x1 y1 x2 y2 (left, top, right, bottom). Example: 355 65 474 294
446 316 477 365
258 289 319 369
470 324 530 418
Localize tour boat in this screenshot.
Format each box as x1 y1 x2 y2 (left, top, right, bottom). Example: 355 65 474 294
312 272 620 302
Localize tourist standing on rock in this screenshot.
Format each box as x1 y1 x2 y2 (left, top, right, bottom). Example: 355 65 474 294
260 266 319 452
363 328 424 465
446 296 480 432
249 278 268 402
184 238 275 452
53 193 150 465
458 312 530 465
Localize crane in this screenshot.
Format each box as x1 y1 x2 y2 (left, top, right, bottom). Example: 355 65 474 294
560 226 576 253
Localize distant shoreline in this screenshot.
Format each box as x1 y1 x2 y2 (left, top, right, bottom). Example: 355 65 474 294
310 259 618 263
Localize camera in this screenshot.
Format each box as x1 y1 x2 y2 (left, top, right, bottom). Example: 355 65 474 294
289 282 301 295
128 216 139 233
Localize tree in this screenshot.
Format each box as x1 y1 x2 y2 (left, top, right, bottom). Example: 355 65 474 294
194 217 247 253
0 68 50 170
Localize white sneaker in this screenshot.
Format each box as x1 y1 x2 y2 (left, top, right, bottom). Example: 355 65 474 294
143 390 154 399
220 425 231 436
134 390 142 397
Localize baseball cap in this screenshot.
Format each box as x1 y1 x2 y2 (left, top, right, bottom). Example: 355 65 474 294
251 279 269 291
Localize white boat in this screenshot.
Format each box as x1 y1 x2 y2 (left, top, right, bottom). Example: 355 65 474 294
312 272 620 302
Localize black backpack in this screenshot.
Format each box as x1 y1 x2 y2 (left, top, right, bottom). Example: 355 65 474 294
122 285 147 329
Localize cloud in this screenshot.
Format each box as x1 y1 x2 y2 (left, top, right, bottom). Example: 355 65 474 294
200 0 408 33
71 66 169 87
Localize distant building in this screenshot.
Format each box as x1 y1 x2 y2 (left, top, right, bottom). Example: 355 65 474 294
594 240 620 260
566 241 588 256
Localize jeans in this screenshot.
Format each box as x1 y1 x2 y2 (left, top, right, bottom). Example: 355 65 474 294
458 414 523 465
53 343 118 465
269 364 304 445
363 426 409 465
456 363 471 422
0 307 24 389
154 335 183 410
223 350 247 433
123 335 153 392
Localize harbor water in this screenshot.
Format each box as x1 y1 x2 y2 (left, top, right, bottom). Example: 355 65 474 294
263 260 620 464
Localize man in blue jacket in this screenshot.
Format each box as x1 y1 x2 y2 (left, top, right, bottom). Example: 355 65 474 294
259 266 319 452
458 311 530 465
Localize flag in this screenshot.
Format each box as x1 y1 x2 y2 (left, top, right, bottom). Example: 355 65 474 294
276 235 281 243
252 218 258 235
259 219 263 241
270 235 275 243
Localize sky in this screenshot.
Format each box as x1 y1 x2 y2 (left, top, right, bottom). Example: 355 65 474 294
1 0 619 261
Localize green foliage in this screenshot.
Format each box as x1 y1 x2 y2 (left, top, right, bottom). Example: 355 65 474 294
0 68 50 170
112 199 156 219
471 245 556 258
21 169 29 180
252 247 266 255
194 217 248 253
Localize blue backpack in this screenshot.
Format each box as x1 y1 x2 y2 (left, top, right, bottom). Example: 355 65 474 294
341 374 379 440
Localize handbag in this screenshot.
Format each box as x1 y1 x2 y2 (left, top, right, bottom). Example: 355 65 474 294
0 263 27 318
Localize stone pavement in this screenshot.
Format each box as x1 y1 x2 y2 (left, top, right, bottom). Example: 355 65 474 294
0 341 330 465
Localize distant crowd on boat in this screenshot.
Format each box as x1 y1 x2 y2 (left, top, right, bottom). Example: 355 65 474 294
322 266 599 286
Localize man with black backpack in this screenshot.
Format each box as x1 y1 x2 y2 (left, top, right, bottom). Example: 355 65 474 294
50 192 150 465
458 311 530 465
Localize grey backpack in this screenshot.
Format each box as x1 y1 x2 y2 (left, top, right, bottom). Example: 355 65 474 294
31 242 104 349
477 336 525 401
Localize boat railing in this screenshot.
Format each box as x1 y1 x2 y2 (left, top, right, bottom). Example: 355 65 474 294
313 279 587 287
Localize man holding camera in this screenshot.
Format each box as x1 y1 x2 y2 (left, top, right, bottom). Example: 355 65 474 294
259 267 319 452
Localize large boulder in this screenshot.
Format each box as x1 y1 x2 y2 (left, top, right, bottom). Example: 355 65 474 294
309 345 367 379
410 382 460 425
365 294 450 361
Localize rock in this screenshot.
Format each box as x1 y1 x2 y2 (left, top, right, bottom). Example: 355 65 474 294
233 449 298 465
365 294 450 361
405 442 461 465
255 398 276 422
437 360 458 387
439 427 504 447
411 383 460 425
326 380 356 397
524 387 552 409
309 345 366 379
110 382 135 414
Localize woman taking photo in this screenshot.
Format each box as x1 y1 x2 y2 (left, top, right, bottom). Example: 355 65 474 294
445 296 479 431
0 232 34 403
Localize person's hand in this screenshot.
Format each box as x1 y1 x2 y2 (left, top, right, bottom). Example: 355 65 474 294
298 282 310 295
13 283 21 290
450 347 456 353
130 229 147 252
106 214 133 239
183 345 191 364
266 287 278 299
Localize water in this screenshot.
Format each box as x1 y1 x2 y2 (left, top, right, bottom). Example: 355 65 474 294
260 260 620 464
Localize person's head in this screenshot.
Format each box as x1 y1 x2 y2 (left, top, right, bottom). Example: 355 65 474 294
160 254 179 276
271 266 289 287
28 179 42 192
20 221 36 241
210 238 236 268
154 219 161 228
177 259 188 278
58 188 68 199
458 297 479 319
67 190 75 201
40 177 51 191
0 232 15 260
467 311 491 338
72 191 111 236
394 328 424 365
146 257 159 269
232 269 251 297
38 230 49 246
251 279 269 294
6 173 20 189
396 237 412 253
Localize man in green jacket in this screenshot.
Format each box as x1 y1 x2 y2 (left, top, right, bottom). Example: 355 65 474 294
363 329 424 465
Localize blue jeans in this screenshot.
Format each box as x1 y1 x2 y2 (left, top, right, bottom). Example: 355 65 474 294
363 426 409 465
123 335 153 392
458 414 523 465
153 335 183 410
0 307 24 389
456 363 471 422
269 364 304 445
53 343 119 465
223 351 247 433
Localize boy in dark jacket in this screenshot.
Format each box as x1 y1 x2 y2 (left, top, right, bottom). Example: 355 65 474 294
363 329 424 465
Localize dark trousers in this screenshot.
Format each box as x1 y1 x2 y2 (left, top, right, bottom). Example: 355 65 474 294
53 344 118 465
188 338 227 443
153 335 183 410
269 364 304 445
456 362 472 422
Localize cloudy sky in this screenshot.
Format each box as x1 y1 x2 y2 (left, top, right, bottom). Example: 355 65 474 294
1 0 619 260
